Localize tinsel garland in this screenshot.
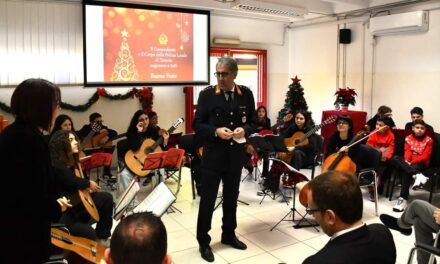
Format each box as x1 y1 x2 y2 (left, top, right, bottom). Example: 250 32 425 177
0 87 153 114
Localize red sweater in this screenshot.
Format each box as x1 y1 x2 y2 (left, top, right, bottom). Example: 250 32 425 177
366 129 395 160
404 134 433 167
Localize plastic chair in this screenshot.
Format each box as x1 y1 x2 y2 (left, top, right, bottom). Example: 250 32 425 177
357 144 382 216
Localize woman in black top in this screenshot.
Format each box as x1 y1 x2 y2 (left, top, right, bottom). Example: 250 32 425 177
325 115 361 168
0 78 70 262
118 110 169 193
50 130 113 243
280 109 316 170
254 105 271 133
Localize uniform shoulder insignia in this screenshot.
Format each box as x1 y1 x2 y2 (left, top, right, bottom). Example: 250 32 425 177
202 85 215 91
238 85 250 91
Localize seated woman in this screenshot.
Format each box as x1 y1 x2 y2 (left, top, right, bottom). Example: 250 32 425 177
255 105 271 133
325 115 361 170
118 110 169 195
52 114 76 134
279 109 316 170
50 130 113 245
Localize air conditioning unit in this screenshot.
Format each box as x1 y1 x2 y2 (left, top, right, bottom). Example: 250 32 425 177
370 11 428 36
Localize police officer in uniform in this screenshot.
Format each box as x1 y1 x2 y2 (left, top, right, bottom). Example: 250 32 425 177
193 56 256 262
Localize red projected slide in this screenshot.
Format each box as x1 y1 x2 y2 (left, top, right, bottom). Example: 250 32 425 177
103 7 194 82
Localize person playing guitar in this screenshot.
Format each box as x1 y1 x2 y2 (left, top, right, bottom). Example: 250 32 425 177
77 112 118 178
118 110 169 194
279 109 317 170
50 130 114 246
146 111 168 142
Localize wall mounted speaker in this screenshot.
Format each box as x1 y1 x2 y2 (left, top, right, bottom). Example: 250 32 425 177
339 29 351 44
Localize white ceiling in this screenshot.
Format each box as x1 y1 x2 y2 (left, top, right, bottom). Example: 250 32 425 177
121 0 429 22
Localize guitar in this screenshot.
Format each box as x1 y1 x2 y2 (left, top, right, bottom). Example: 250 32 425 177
278 115 337 163
270 113 294 131
51 227 106 264
70 164 100 222
89 132 127 148
125 117 184 177
81 123 102 149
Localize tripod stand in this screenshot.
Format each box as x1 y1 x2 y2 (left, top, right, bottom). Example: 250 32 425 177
270 182 319 231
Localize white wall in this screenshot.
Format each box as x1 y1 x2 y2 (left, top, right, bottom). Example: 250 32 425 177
288 5 440 131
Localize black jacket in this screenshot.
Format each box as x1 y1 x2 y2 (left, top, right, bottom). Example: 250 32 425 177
0 119 61 263
303 224 396 264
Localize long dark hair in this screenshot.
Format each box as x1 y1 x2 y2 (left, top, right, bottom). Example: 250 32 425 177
52 114 75 134
49 130 79 168
294 109 314 130
256 105 268 125
127 110 147 134
11 78 61 132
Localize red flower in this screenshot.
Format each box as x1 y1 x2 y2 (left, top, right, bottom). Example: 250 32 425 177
334 87 357 106
97 88 106 97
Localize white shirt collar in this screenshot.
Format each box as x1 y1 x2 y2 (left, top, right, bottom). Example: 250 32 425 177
331 222 365 241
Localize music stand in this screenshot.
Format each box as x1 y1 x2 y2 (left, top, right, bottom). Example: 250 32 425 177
247 135 288 203
268 158 319 231
142 149 185 213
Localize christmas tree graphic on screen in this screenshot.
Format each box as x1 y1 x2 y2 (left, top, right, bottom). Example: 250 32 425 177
103 7 194 82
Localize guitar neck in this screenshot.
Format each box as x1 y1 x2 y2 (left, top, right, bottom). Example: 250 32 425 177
110 133 127 141
146 126 176 151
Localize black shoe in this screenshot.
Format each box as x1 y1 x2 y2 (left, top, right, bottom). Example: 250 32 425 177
379 214 412 236
221 237 247 250
199 246 214 262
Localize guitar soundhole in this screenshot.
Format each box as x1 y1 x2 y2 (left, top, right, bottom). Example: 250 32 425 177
294 139 301 145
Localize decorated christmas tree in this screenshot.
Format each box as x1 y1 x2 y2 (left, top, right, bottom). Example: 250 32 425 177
278 75 312 120
111 29 139 81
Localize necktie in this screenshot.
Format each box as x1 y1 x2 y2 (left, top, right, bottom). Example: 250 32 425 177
226 91 234 108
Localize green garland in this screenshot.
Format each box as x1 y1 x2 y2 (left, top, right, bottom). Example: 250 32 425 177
0 87 153 114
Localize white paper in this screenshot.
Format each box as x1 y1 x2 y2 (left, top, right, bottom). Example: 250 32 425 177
133 182 176 217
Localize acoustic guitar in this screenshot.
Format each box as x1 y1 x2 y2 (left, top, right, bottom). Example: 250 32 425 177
70 164 100 222
80 123 102 149
51 227 106 264
270 113 294 131
88 132 127 149
125 117 184 177
278 115 337 163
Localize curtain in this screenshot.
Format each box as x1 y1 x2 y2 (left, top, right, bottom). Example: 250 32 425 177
0 0 82 87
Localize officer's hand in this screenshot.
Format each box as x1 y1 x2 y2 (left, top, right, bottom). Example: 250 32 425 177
233 127 245 139
216 127 233 140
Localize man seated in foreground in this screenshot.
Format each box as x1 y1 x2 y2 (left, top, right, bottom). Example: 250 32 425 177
303 171 396 264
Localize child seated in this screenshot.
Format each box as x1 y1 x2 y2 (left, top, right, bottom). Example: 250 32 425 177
391 119 433 212
366 117 395 201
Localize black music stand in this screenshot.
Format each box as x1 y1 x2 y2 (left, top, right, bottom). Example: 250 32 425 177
268 159 319 231
247 135 288 203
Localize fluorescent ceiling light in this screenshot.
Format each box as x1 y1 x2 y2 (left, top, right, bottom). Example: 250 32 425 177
231 0 307 18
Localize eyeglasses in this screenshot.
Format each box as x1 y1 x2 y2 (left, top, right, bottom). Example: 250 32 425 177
305 207 322 215
337 121 349 125
214 72 230 78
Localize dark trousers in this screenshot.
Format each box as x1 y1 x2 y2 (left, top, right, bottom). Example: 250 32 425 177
290 149 306 170
60 191 114 240
196 149 244 246
390 156 426 200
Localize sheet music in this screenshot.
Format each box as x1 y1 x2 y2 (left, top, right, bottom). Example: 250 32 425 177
114 178 140 220
133 182 176 217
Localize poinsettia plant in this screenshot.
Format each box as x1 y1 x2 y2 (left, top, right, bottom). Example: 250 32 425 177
334 87 357 106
